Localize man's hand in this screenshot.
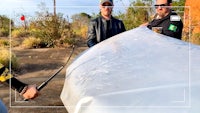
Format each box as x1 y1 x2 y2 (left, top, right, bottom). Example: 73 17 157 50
140 22 149 27
22 85 39 100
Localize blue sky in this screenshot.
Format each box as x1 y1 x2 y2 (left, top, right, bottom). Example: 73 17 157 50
0 0 131 19
0 0 132 25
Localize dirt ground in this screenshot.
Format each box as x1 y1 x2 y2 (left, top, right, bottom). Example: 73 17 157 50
0 46 87 113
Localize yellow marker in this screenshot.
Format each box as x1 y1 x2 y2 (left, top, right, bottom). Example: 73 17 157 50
0 64 13 82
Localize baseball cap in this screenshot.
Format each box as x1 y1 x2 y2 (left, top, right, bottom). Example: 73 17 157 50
100 0 113 5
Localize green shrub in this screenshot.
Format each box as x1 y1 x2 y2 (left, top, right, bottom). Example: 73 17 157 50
22 37 41 49
0 49 18 70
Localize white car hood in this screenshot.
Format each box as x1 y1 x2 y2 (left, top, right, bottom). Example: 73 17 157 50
61 27 200 113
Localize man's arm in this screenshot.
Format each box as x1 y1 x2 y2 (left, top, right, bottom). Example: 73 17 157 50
0 64 38 99
0 64 27 93
87 20 98 47
120 21 126 32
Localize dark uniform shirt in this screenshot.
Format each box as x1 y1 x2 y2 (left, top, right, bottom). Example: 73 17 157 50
147 10 183 40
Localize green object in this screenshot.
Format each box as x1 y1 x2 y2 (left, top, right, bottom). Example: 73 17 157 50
168 24 177 32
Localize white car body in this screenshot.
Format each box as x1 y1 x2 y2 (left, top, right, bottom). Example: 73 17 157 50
61 27 200 113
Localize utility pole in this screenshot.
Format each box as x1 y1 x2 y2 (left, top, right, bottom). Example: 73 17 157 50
53 0 56 16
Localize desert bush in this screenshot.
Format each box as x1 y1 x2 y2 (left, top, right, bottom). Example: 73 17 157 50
11 29 30 38
30 29 55 47
22 37 41 49
61 37 76 47
118 0 152 30
80 26 88 39
29 12 62 47
29 3 77 47
0 48 18 69
0 15 13 37
71 13 90 39
0 28 9 37
60 28 77 47
192 33 200 45
0 39 9 47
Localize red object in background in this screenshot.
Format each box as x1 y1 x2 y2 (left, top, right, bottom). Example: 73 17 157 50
20 15 25 21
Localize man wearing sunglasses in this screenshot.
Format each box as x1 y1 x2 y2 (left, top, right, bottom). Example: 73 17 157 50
87 0 126 47
146 0 183 40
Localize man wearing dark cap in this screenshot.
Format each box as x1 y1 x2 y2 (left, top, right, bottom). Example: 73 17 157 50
87 0 126 47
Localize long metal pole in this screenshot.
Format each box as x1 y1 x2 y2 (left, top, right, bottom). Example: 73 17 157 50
37 45 75 91
24 45 75 101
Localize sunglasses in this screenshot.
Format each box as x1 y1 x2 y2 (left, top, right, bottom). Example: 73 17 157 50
154 3 169 9
102 3 113 7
